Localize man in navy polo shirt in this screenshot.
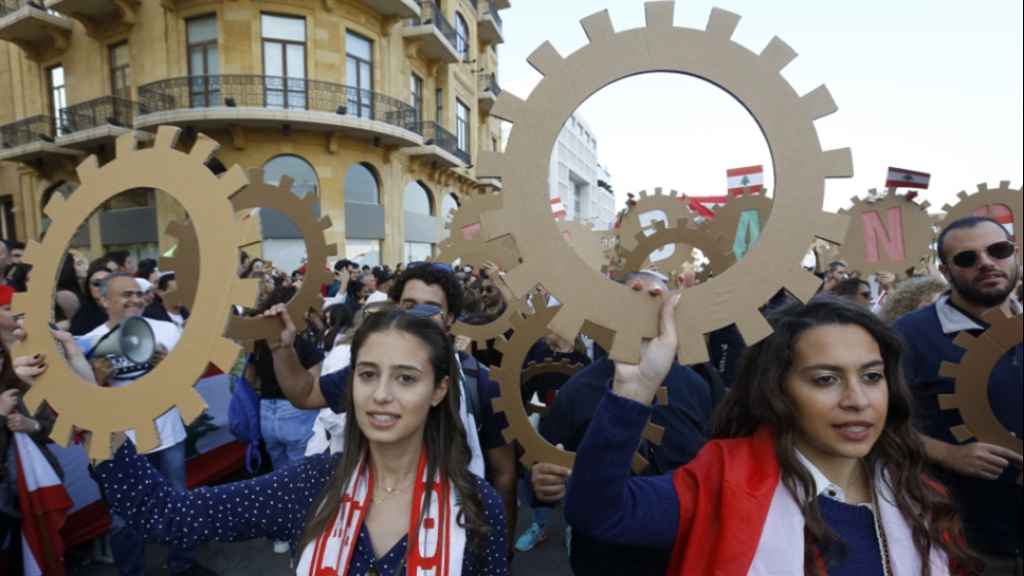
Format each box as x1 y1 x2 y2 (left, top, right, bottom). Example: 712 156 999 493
894 216 1022 575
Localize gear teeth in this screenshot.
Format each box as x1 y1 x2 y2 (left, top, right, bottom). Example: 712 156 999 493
178 389 209 425
319 216 333 231
49 415 73 446
210 338 244 373
997 180 1011 190
115 130 141 158
20 239 43 268
938 361 959 380
43 192 67 219
631 453 649 474
609 328 644 364
677 327 710 365
189 134 221 164
644 1 674 29
799 85 837 121
789 268 825 303
580 9 614 42
277 175 296 194
941 203 953 213
153 125 181 150
949 424 974 443
548 307 585 345
475 150 505 180
491 92 527 124
919 200 931 210
527 41 563 77
21 382 46 414
493 337 511 356
760 36 798 72
812 212 849 245
76 155 100 185
956 191 969 200
937 393 957 411
133 420 161 454
976 182 989 192
87 428 116 461
705 7 740 40
820 148 854 178
219 165 249 199
643 422 666 444
952 332 977 349
655 387 669 406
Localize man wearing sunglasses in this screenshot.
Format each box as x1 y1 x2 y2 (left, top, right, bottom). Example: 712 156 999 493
895 216 1022 575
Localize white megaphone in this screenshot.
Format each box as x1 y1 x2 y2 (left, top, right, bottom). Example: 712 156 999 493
86 317 157 365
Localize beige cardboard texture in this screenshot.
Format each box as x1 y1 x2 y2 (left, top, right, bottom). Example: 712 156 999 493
616 188 693 253
614 217 735 280
707 192 773 262
939 181 1022 244
559 219 607 272
838 188 935 276
13 127 252 460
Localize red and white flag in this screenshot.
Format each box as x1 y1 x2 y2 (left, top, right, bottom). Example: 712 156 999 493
550 197 567 220
686 195 730 218
14 432 73 576
726 165 764 196
885 167 930 189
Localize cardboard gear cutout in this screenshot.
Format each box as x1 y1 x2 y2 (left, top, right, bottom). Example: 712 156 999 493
452 277 521 347
706 191 773 262
490 292 666 472
558 219 607 272
838 188 935 276
613 218 736 280
938 309 1023 484
435 192 521 271
616 188 693 253
522 358 586 416
162 168 337 343
12 127 254 460
476 2 851 364
939 181 1022 243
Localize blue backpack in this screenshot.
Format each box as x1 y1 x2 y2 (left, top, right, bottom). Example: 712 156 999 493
228 356 263 474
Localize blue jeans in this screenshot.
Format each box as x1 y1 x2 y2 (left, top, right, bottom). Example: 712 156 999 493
260 399 317 470
109 440 194 575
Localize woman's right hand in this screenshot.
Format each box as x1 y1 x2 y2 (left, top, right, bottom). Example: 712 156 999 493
262 303 297 348
612 293 680 405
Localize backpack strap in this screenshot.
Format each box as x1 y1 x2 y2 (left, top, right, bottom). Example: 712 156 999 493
458 352 483 424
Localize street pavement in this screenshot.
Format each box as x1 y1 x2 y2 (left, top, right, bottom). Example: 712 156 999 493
70 502 572 575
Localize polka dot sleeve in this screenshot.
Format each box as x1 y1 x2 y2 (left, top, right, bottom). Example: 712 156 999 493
462 475 509 575
93 441 337 549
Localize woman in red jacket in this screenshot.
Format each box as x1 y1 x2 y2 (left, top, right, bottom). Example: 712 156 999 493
565 295 977 575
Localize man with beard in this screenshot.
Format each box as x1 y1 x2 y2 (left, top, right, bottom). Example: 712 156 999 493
895 216 1022 575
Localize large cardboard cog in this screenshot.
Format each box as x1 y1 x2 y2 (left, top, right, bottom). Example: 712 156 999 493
558 219 607 272
162 168 337 343
938 309 1023 483
477 2 851 363
616 188 693 253
838 188 935 276
706 192 773 261
522 358 586 416
490 293 665 472
452 277 520 347
614 218 736 279
939 181 1022 243
435 192 521 271
12 127 255 460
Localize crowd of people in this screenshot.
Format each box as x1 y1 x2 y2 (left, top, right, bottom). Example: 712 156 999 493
0 212 1020 575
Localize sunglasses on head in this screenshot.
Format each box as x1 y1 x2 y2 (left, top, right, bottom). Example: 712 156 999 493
950 240 1015 269
408 261 453 273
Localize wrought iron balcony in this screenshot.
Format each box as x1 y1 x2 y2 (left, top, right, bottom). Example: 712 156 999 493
478 73 501 113
0 114 81 162
135 75 422 147
403 0 460 63
407 121 470 167
55 95 140 149
46 0 139 34
0 0 71 60
477 0 503 45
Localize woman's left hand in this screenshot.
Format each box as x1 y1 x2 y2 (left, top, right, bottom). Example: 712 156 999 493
612 293 680 405
6 413 39 433
13 353 46 385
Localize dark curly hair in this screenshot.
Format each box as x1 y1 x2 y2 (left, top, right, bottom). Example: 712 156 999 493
387 263 463 320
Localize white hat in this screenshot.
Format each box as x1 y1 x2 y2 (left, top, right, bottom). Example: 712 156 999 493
135 278 154 292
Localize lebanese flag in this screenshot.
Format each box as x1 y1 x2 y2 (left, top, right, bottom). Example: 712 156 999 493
687 195 730 218
726 165 764 196
14 432 73 576
550 197 567 220
885 167 930 189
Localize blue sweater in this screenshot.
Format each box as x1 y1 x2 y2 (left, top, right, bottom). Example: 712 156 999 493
894 303 1022 556
93 443 508 575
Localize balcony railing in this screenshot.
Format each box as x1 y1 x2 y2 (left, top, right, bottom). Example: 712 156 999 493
410 0 457 51
137 75 419 133
414 121 470 165
0 114 55 148
59 96 141 135
479 73 501 96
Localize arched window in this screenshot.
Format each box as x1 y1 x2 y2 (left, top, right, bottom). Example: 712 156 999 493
441 193 459 222
403 180 433 215
344 163 380 204
454 13 469 61
263 154 319 199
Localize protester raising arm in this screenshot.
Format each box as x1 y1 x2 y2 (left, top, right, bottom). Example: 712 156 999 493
263 303 330 410
564 294 681 549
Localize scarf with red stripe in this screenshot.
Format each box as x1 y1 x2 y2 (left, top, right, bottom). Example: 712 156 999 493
298 448 465 576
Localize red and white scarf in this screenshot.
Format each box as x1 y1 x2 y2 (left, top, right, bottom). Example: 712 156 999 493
297 448 465 576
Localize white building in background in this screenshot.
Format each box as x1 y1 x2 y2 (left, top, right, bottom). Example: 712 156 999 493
549 113 616 230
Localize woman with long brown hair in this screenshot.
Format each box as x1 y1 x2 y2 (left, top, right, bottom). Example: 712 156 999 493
565 295 977 575
93 305 508 575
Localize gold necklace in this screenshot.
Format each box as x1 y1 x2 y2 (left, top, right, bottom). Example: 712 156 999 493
372 477 415 504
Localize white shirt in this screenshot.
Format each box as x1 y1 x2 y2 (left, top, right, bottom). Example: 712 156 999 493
80 317 187 453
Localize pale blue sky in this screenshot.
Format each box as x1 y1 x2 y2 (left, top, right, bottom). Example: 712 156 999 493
495 1 1023 213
